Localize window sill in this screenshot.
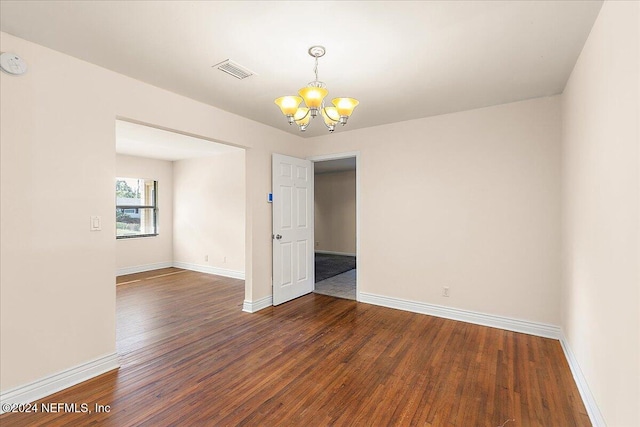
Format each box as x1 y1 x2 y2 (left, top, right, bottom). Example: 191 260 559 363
116 234 159 240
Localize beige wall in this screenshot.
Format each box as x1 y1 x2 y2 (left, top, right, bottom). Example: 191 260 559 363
173 152 245 274
3 7 638 423
561 1 640 426
314 170 356 255
115 154 173 273
0 32 304 392
308 96 562 325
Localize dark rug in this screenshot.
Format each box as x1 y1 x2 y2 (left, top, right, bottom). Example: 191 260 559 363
315 253 356 283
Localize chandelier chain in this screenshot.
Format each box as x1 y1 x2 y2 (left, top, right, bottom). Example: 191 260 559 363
314 55 319 82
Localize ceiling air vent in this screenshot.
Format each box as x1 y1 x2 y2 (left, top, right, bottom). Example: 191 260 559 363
212 59 254 80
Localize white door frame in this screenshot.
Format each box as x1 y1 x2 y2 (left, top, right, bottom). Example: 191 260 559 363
307 151 360 302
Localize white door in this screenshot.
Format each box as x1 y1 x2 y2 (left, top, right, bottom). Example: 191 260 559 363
272 153 314 305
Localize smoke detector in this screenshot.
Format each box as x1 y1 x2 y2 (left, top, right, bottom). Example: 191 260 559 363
212 59 254 80
0 52 27 76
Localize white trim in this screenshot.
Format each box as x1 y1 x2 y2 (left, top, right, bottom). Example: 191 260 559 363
315 250 356 257
308 151 360 162
359 292 561 339
0 353 119 413
559 333 606 427
116 261 245 280
242 295 273 313
116 261 173 276
355 153 360 302
173 261 245 280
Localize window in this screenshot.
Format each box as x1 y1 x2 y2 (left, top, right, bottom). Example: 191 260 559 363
116 178 158 239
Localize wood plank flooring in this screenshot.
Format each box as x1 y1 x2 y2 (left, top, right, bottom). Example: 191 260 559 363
0 269 590 426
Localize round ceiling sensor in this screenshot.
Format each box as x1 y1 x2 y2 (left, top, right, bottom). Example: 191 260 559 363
0 52 28 75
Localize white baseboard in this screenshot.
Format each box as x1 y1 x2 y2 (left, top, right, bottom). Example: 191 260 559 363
116 261 173 276
116 261 245 280
172 262 245 280
315 250 356 257
559 334 606 427
359 292 561 339
242 295 273 313
0 353 119 413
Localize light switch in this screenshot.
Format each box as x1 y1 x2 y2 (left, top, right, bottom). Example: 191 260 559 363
90 216 102 231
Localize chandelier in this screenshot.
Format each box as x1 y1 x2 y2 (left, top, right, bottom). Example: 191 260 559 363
274 46 359 132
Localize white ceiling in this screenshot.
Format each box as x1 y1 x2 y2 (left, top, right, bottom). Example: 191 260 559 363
1 1 603 138
116 120 241 161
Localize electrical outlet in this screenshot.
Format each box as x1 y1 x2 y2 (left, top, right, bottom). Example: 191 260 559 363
315 242 319 247
223 256 227 263
442 287 450 297
205 255 209 262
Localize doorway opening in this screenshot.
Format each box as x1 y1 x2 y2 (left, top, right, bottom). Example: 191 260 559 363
114 119 246 280
114 118 247 355
311 154 358 301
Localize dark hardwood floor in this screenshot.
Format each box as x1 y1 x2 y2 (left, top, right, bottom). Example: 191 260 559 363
1 269 590 426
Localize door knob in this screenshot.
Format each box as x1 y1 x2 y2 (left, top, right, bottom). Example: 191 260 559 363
275 234 282 240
